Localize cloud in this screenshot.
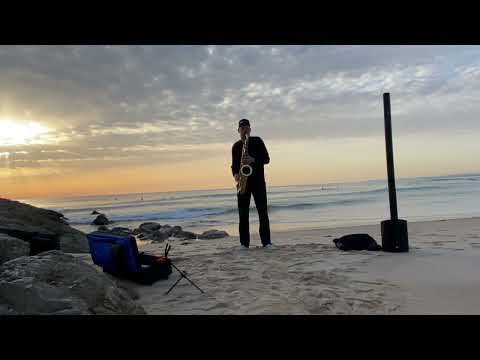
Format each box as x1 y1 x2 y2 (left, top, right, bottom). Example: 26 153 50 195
2 45 480 172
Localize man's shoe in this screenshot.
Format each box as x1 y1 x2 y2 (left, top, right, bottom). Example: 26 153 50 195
263 243 273 248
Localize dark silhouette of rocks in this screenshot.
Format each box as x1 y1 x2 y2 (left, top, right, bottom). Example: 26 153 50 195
0 198 88 253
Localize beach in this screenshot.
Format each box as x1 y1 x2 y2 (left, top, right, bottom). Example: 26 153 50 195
7 174 480 314
74 216 480 314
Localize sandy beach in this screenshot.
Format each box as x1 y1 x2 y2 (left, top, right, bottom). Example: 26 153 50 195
73 217 480 315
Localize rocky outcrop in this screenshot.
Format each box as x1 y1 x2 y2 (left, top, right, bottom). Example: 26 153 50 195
0 250 146 315
0 234 29 265
95 222 225 243
150 231 170 242
199 229 229 240
178 231 198 240
149 225 198 242
92 214 112 226
138 222 162 233
110 227 132 236
0 198 88 253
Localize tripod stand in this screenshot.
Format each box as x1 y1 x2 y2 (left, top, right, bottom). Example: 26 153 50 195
164 243 205 295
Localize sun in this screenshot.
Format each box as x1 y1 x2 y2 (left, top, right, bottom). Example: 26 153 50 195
0 118 50 146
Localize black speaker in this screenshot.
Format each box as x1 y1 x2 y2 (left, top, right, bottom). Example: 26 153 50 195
381 219 409 252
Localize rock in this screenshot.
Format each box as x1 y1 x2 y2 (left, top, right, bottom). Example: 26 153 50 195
92 214 111 226
0 250 146 315
111 278 140 300
59 232 88 253
0 234 30 265
135 224 197 242
0 198 88 253
0 303 18 315
158 225 173 236
0 228 59 256
176 231 198 240
151 231 169 243
199 229 229 240
110 227 132 236
95 226 131 236
171 225 183 234
137 233 148 240
138 222 161 233
91 210 101 215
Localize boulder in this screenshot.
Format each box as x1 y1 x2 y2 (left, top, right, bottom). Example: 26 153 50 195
92 214 111 226
151 231 170 243
176 231 198 240
95 226 131 236
0 228 59 255
0 304 18 315
134 224 198 242
158 225 173 236
0 234 30 265
171 225 183 234
0 250 146 315
137 233 149 240
110 227 132 236
0 198 88 253
138 222 161 233
199 229 229 240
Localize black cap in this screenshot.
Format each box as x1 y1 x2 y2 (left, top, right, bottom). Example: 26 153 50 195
238 119 250 127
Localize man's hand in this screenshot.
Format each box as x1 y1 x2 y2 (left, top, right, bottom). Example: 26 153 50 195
243 155 255 165
234 173 240 183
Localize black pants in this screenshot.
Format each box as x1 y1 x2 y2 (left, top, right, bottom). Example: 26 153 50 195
237 179 271 247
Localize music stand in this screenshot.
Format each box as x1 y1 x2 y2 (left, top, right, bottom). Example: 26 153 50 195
164 243 205 295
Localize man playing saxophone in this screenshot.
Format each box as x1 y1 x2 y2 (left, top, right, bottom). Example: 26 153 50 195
231 118 272 249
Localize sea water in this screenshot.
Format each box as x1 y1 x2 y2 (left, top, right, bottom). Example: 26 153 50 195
21 173 480 236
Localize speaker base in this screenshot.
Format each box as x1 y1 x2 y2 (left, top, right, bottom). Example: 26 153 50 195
381 219 409 252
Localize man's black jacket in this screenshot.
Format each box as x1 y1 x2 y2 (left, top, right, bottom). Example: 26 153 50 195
231 136 270 184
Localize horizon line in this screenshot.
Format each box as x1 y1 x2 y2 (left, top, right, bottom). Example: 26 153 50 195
13 171 480 202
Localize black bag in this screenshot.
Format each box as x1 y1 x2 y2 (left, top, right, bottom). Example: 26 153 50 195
105 245 173 285
0 228 60 255
333 233 382 251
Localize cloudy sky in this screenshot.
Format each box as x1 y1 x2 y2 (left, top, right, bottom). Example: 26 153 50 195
1 45 480 199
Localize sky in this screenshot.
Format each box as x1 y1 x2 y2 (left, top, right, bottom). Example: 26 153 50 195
1 45 480 199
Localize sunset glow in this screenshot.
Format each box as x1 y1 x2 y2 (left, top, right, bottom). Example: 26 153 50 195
0 119 50 146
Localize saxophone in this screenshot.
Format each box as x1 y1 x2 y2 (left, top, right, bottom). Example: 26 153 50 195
237 134 253 195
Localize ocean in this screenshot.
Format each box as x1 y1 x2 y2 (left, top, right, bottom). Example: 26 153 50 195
21 174 480 237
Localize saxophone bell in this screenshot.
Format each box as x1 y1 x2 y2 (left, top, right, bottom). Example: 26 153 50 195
240 164 252 177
